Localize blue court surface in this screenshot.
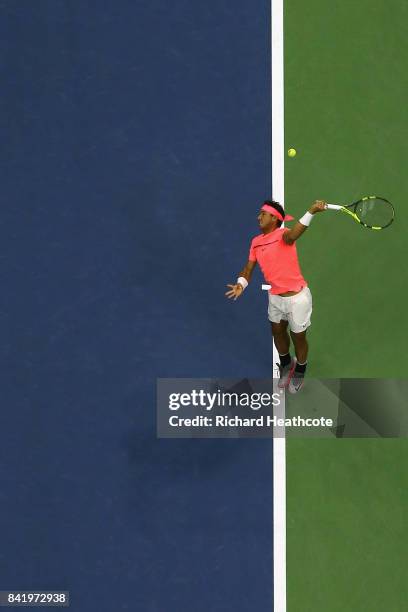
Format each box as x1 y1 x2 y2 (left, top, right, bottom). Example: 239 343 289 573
1 2 275 610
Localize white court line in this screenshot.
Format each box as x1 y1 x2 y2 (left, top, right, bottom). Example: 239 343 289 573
271 1 286 611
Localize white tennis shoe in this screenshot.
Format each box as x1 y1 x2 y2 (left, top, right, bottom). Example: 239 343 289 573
288 370 305 394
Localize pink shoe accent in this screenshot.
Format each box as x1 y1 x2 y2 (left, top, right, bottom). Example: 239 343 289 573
278 359 296 389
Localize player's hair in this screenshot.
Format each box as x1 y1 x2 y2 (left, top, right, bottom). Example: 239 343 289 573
263 200 285 227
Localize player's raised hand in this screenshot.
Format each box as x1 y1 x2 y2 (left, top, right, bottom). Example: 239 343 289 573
225 283 244 300
309 200 327 214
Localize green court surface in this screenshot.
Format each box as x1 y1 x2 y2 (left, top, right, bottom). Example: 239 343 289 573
283 1 408 609
287 439 408 611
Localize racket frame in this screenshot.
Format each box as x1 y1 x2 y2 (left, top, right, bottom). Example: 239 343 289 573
326 196 394 230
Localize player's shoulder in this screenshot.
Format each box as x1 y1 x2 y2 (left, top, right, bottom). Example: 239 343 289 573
251 228 286 244
250 233 265 247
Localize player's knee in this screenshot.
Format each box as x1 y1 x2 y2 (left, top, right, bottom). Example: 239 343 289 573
272 328 288 339
290 330 307 343
270 321 288 335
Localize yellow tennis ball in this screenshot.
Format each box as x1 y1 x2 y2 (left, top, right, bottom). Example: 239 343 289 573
288 148 297 158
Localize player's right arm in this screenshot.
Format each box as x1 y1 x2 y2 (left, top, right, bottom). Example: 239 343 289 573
225 260 257 300
283 201 327 244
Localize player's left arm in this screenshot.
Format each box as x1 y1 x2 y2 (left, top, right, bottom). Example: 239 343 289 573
283 200 327 245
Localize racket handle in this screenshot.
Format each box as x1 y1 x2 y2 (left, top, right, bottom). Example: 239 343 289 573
326 204 342 210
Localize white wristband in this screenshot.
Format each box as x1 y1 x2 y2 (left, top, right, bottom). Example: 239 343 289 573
299 211 314 227
237 276 248 290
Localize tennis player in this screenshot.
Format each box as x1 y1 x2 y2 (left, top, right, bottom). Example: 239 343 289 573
225 200 326 393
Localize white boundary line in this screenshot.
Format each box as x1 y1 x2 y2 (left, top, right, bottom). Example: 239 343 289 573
271 1 286 611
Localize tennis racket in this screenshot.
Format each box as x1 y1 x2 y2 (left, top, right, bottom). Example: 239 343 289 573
326 196 394 230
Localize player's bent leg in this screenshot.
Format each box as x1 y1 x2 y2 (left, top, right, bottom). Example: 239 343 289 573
270 320 290 355
289 330 308 394
290 330 308 364
286 286 312 393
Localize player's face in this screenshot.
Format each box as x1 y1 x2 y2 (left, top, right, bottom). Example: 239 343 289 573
258 210 278 231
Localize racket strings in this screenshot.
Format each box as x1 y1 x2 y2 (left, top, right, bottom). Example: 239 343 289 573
355 198 394 228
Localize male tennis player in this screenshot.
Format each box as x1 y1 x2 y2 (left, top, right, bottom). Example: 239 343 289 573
225 200 326 393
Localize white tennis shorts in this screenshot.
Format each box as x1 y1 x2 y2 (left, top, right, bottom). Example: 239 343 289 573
267 286 312 333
